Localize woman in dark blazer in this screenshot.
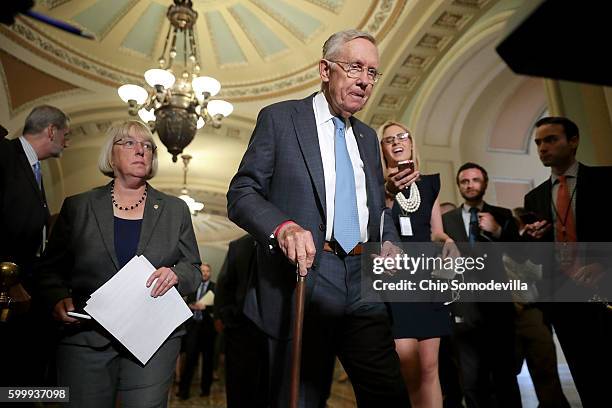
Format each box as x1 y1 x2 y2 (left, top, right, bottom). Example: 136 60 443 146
37 120 200 407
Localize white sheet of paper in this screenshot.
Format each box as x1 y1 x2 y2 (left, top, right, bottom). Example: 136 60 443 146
84 255 192 365
195 290 214 307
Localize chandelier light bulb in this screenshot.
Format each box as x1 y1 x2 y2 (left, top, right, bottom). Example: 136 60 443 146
116 0 232 161
138 108 156 123
118 84 148 104
144 68 176 89
207 99 233 117
192 76 221 98
196 117 205 129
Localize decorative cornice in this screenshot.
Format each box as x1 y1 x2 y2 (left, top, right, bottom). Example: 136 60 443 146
366 0 496 128
2 1 406 102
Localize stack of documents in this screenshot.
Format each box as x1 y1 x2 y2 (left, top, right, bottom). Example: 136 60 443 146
84 255 192 364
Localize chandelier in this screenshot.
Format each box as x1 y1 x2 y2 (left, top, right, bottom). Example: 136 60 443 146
179 154 204 215
117 0 233 162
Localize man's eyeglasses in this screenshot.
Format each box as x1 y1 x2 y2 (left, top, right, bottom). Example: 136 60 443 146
114 138 156 153
326 60 382 84
382 132 410 145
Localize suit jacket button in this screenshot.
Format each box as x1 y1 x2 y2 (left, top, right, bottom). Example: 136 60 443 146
319 224 325 231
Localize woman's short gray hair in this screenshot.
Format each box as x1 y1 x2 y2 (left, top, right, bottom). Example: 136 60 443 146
98 120 158 180
322 29 376 60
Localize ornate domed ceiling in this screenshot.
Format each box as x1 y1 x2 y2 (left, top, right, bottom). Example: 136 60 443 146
1 0 502 246
7 0 403 101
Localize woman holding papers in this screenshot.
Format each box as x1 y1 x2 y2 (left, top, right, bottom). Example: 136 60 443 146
37 120 201 407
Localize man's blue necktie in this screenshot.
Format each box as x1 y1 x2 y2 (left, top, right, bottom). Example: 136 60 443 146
193 282 204 321
332 116 360 253
33 161 42 190
468 207 479 246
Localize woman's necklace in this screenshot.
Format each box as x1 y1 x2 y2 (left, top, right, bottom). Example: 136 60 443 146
111 181 147 211
395 182 421 213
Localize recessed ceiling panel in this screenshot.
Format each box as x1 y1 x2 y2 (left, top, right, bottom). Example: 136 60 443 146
121 2 167 57
205 10 247 66
251 0 324 42
72 0 136 40
228 4 288 59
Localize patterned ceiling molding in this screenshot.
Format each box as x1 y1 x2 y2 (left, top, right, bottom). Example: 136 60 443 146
366 0 496 129
365 0 399 36
1 19 140 87
452 0 491 9
45 0 72 9
3 0 405 102
304 0 344 14
434 11 473 31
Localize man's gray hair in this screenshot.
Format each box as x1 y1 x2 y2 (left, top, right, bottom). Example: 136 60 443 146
322 29 376 59
23 105 70 134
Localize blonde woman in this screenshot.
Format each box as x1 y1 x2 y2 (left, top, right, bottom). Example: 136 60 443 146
378 121 455 408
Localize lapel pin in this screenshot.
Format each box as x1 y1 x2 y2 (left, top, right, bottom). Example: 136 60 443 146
154 204 159 210
359 133 364 138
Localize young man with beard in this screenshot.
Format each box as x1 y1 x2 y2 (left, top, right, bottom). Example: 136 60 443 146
442 162 521 408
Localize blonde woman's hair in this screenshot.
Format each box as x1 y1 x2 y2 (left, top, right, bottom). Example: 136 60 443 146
376 120 420 179
98 120 158 179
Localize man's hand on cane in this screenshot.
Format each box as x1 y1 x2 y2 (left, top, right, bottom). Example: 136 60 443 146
276 222 316 277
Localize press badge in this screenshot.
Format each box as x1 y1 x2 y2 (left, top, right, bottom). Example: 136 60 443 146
399 216 413 236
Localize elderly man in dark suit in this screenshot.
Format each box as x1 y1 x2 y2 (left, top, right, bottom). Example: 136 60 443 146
442 162 521 408
227 29 409 407
0 105 70 387
523 116 612 408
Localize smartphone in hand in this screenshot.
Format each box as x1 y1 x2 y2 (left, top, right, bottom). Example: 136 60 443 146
397 160 414 173
519 211 541 225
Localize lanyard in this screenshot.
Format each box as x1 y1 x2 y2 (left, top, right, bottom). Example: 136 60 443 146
551 179 577 233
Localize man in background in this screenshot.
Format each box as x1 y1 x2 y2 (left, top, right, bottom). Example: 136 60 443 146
523 116 612 407
178 263 216 399
216 234 268 407
0 105 70 386
442 162 521 408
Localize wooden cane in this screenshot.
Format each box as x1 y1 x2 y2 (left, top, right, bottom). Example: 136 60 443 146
289 265 307 408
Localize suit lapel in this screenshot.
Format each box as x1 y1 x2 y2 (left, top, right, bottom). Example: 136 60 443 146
90 182 119 270
451 208 469 241
292 95 327 217
350 117 377 235
137 184 163 254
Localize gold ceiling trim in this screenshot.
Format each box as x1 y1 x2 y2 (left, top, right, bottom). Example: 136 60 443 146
2 0 406 102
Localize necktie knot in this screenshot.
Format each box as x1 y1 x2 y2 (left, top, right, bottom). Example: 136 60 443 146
557 175 566 185
332 116 345 134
